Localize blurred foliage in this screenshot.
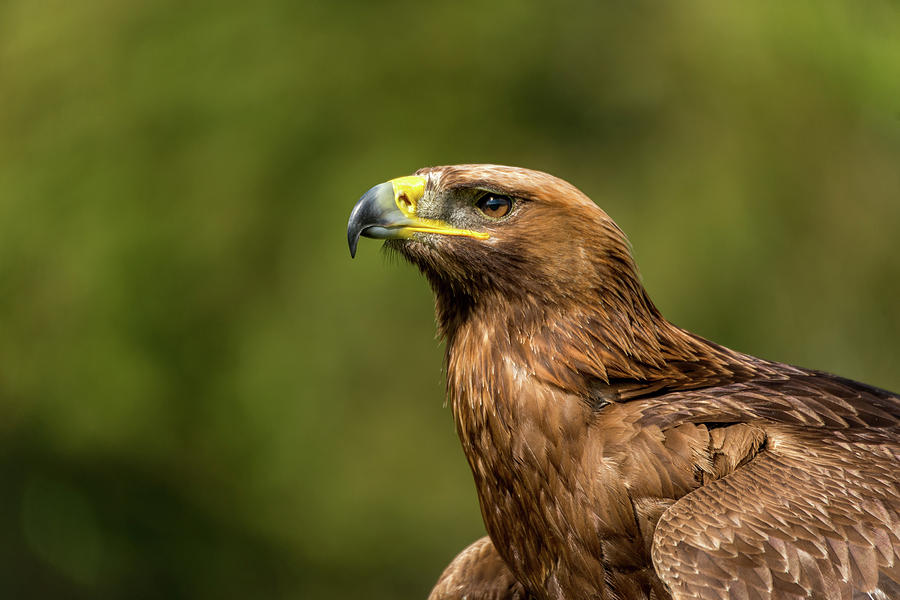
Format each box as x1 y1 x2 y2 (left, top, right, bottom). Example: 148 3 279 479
0 0 899 597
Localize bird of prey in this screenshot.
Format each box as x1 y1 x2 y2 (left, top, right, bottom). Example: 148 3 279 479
347 164 900 600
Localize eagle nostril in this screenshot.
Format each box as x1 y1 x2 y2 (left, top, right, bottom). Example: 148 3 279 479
397 192 415 215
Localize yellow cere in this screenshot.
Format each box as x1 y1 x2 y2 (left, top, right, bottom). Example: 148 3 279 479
388 175 491 241
390 176 427 217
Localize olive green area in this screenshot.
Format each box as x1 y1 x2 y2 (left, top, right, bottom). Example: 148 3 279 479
1 1 898 598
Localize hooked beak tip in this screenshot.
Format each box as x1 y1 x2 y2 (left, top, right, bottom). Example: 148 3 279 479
347 181 396 259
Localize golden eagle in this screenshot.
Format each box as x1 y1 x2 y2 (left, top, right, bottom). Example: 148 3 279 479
348 165 900 600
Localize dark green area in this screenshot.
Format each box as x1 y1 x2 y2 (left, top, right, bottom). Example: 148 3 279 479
1 1 898 597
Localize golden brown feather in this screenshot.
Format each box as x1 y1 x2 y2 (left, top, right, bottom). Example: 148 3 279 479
429 537 531 600
350 164 900 600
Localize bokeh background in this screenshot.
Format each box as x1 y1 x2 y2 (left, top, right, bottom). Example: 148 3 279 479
1 1 899 598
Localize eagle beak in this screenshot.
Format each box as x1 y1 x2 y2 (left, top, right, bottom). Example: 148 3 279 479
347 175 489 257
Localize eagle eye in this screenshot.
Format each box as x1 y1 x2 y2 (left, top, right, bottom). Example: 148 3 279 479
475 193 512 219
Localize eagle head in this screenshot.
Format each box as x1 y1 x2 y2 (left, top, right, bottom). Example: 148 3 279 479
348 164 642 312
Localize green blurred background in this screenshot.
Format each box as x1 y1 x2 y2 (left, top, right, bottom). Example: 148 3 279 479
1 1 899 597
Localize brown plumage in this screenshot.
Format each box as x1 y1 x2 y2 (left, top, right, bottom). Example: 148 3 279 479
348 164 900 600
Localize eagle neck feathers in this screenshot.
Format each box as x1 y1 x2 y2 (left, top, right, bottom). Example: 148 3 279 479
434 276 758 598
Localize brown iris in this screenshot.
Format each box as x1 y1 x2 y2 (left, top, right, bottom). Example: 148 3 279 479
476 193 512 218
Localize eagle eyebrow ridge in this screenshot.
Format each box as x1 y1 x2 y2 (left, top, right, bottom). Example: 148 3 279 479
445 180 513 193
447 180 538 202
